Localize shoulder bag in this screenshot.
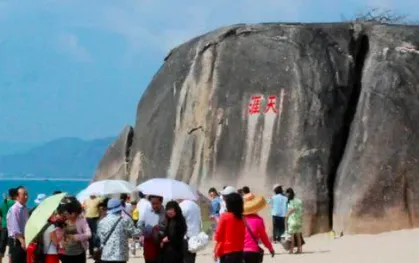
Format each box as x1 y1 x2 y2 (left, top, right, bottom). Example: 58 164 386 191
244 219 264 263
93 217 123 263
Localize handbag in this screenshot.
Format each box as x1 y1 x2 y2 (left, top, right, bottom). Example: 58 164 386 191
93 217 123 263
244 219 264 263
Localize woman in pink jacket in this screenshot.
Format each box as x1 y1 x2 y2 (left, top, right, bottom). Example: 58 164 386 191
243 194 275 263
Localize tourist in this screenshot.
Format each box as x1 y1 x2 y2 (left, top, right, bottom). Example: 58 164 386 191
97 198 141 263
97 198 110 221
83 194 101 258
130 200 140 256
285 187 304 254
208 187 221 238
179 199 202 263
54 202 68 259
131 200 139 225
160 201 187 263
7 186 29 263
219 186 237 216
42 215 60 263
60 199 91 263
208 188 221 220
137 195 166 263
0 188 17 263
137 191 151 222
242 186 251 198
213 192 245 263
268 185 287 242
120 194 133 215
243 193 275 263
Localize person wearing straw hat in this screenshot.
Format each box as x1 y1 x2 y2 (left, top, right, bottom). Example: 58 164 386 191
243 194 275 263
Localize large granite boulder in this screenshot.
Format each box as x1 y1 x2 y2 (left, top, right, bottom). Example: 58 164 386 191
333 24 419 234
95 22 419 235
128 23 356 235
93 125 133 182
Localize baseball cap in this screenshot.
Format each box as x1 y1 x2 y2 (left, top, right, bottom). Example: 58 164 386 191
220 186 237 195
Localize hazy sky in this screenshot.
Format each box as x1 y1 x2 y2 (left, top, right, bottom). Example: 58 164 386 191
0 0 417 143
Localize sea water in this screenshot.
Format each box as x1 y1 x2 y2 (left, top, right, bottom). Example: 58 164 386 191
0 179 89 209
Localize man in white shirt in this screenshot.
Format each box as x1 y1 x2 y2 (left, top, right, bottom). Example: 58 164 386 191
136 191 151 223
179 199 202 263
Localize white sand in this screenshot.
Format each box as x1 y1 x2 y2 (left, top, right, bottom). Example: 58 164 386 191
100 228 419 263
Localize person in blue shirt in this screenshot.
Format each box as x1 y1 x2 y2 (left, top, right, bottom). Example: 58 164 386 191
208 187 221 239
268 185 288 242
208 188 221 218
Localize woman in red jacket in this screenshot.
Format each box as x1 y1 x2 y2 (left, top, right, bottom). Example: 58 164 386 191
213 192 245 263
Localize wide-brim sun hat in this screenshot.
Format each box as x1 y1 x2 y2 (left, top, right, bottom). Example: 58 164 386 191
107 198 123 214
243 193 267 215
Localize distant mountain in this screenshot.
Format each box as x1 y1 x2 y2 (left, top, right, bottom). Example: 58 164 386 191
0 142 39 155
0 137 114 179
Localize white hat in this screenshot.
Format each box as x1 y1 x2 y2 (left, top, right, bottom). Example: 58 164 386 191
220 186 237 195
35 193 47 204
272 184 281 191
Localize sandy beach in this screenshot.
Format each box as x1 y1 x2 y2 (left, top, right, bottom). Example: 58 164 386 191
96 228 419 263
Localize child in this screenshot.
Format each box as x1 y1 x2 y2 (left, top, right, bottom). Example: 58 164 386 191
131 201 139 225
129 200 141 256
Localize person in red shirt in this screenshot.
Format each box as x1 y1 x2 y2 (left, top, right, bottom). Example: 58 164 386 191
213 193 245 263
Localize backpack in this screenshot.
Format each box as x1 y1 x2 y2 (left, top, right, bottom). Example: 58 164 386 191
30 223 52 263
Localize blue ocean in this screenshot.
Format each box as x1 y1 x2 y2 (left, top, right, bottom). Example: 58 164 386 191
0 179 89 209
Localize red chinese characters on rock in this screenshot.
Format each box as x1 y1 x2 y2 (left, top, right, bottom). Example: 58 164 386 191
248 95 263 114
264 96 278 114
248 95 279 115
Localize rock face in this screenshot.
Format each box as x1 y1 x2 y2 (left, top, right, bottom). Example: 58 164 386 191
93 126 133 182
333 25 419 234
95 22 419 235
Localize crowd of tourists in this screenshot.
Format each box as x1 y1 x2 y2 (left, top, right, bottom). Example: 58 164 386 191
0 183 304 263
0 186 203 263
208 185 304 263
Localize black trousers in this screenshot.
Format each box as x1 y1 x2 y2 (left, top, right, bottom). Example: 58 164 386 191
183 239 196 263
86 217 99 255
272 216 285 241
184 251 196 263
220 252 243 263
9 239 26 263
60 252 86 263
243 252 261 263
0 228 9 256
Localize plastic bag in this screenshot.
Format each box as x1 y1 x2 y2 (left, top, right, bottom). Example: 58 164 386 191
188 232 209 253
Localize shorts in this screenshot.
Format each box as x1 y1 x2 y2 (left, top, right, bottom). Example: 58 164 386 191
0 228 10 256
